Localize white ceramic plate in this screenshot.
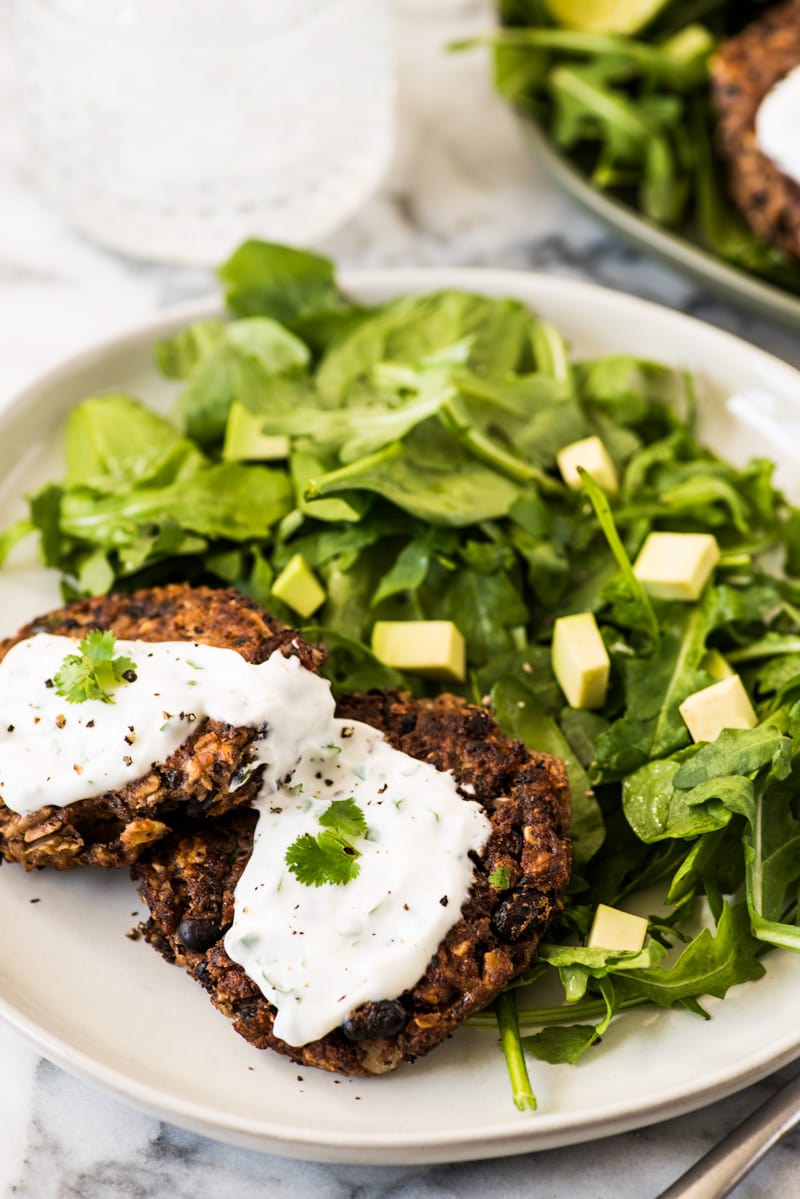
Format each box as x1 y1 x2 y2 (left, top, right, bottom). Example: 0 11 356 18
2 270 800 1166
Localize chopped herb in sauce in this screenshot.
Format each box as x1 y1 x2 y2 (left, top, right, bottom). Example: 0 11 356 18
53 631 137 705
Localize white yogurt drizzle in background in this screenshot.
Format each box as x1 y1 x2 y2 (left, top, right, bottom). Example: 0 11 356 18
755 65 800 186
0 635 490 1046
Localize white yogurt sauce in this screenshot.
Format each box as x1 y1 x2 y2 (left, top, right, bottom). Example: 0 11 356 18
755 65 800 185
0 634 490 1046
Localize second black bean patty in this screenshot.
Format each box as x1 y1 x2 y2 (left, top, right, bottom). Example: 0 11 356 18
133 690 572 1077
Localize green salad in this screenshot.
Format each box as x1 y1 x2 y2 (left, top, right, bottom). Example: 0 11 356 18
456 0 800 297
6 240 800 1109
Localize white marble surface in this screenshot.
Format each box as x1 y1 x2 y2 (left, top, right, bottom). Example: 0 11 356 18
1 1 800 1195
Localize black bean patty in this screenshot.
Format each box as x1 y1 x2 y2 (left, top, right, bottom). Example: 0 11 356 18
133 690 572 1077
711 1 800 259
0 585 324 870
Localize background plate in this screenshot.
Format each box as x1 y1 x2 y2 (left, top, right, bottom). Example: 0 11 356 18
2 269 800 1164
521 120 800 331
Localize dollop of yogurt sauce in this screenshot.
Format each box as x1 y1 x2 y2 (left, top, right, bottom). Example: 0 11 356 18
0 634 490 1047
755 65 800 185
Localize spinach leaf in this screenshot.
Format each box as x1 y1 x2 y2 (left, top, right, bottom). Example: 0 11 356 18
59 463 292 548
315 290 535 404
64 395 204 492
217 240 340 324
154 319 226 379
622 754 732 844
305 424 524 526
171 318 310 448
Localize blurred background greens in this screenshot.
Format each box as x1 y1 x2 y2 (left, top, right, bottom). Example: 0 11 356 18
464 1 800 294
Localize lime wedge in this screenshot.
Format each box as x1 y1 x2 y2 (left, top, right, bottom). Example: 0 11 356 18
544 0 669 34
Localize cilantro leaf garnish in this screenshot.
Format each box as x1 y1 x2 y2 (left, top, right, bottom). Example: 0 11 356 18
285 797 367 887
318 797 367 840
489 865 511 891
53 631 138 704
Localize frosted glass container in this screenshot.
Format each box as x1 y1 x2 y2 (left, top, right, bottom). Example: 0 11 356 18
12 0 395 264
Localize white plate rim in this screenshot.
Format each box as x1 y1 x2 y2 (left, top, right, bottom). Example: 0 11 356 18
2 267 800 1164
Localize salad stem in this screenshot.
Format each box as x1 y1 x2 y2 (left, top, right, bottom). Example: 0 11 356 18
494 990 537 1111
473 994 649 1031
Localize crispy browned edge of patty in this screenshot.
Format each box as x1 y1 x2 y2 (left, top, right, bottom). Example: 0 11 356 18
133 689 572 1077
710 1 800 259
0 584 324 870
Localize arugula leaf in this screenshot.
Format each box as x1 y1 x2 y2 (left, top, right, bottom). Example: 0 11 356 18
666 821 746 912
612 902 766 1006
579 467 659 646
595 602 717 779
522 1022 599 1066
285 797 367 887
745 762 800 952
672 726 788 790
290 451 371 525
538 940 667 1001
53 631 137 704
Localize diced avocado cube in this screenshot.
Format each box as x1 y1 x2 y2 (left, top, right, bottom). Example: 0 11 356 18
551 612 610 709
271 553 325 619
701 648 735 681
222 401 289 462
632 532 720 601
679 674 757 743
371 620 465 683
587 904 648 952
556 435 618 496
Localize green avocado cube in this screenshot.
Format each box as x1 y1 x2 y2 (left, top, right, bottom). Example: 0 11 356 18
271 553 326 619
632 532 720 601
551 612 609 709
371 620 466 682
679 675 757 744
587 904 648 952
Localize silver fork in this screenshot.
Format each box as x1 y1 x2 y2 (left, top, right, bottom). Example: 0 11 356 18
656 1069 800 1198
